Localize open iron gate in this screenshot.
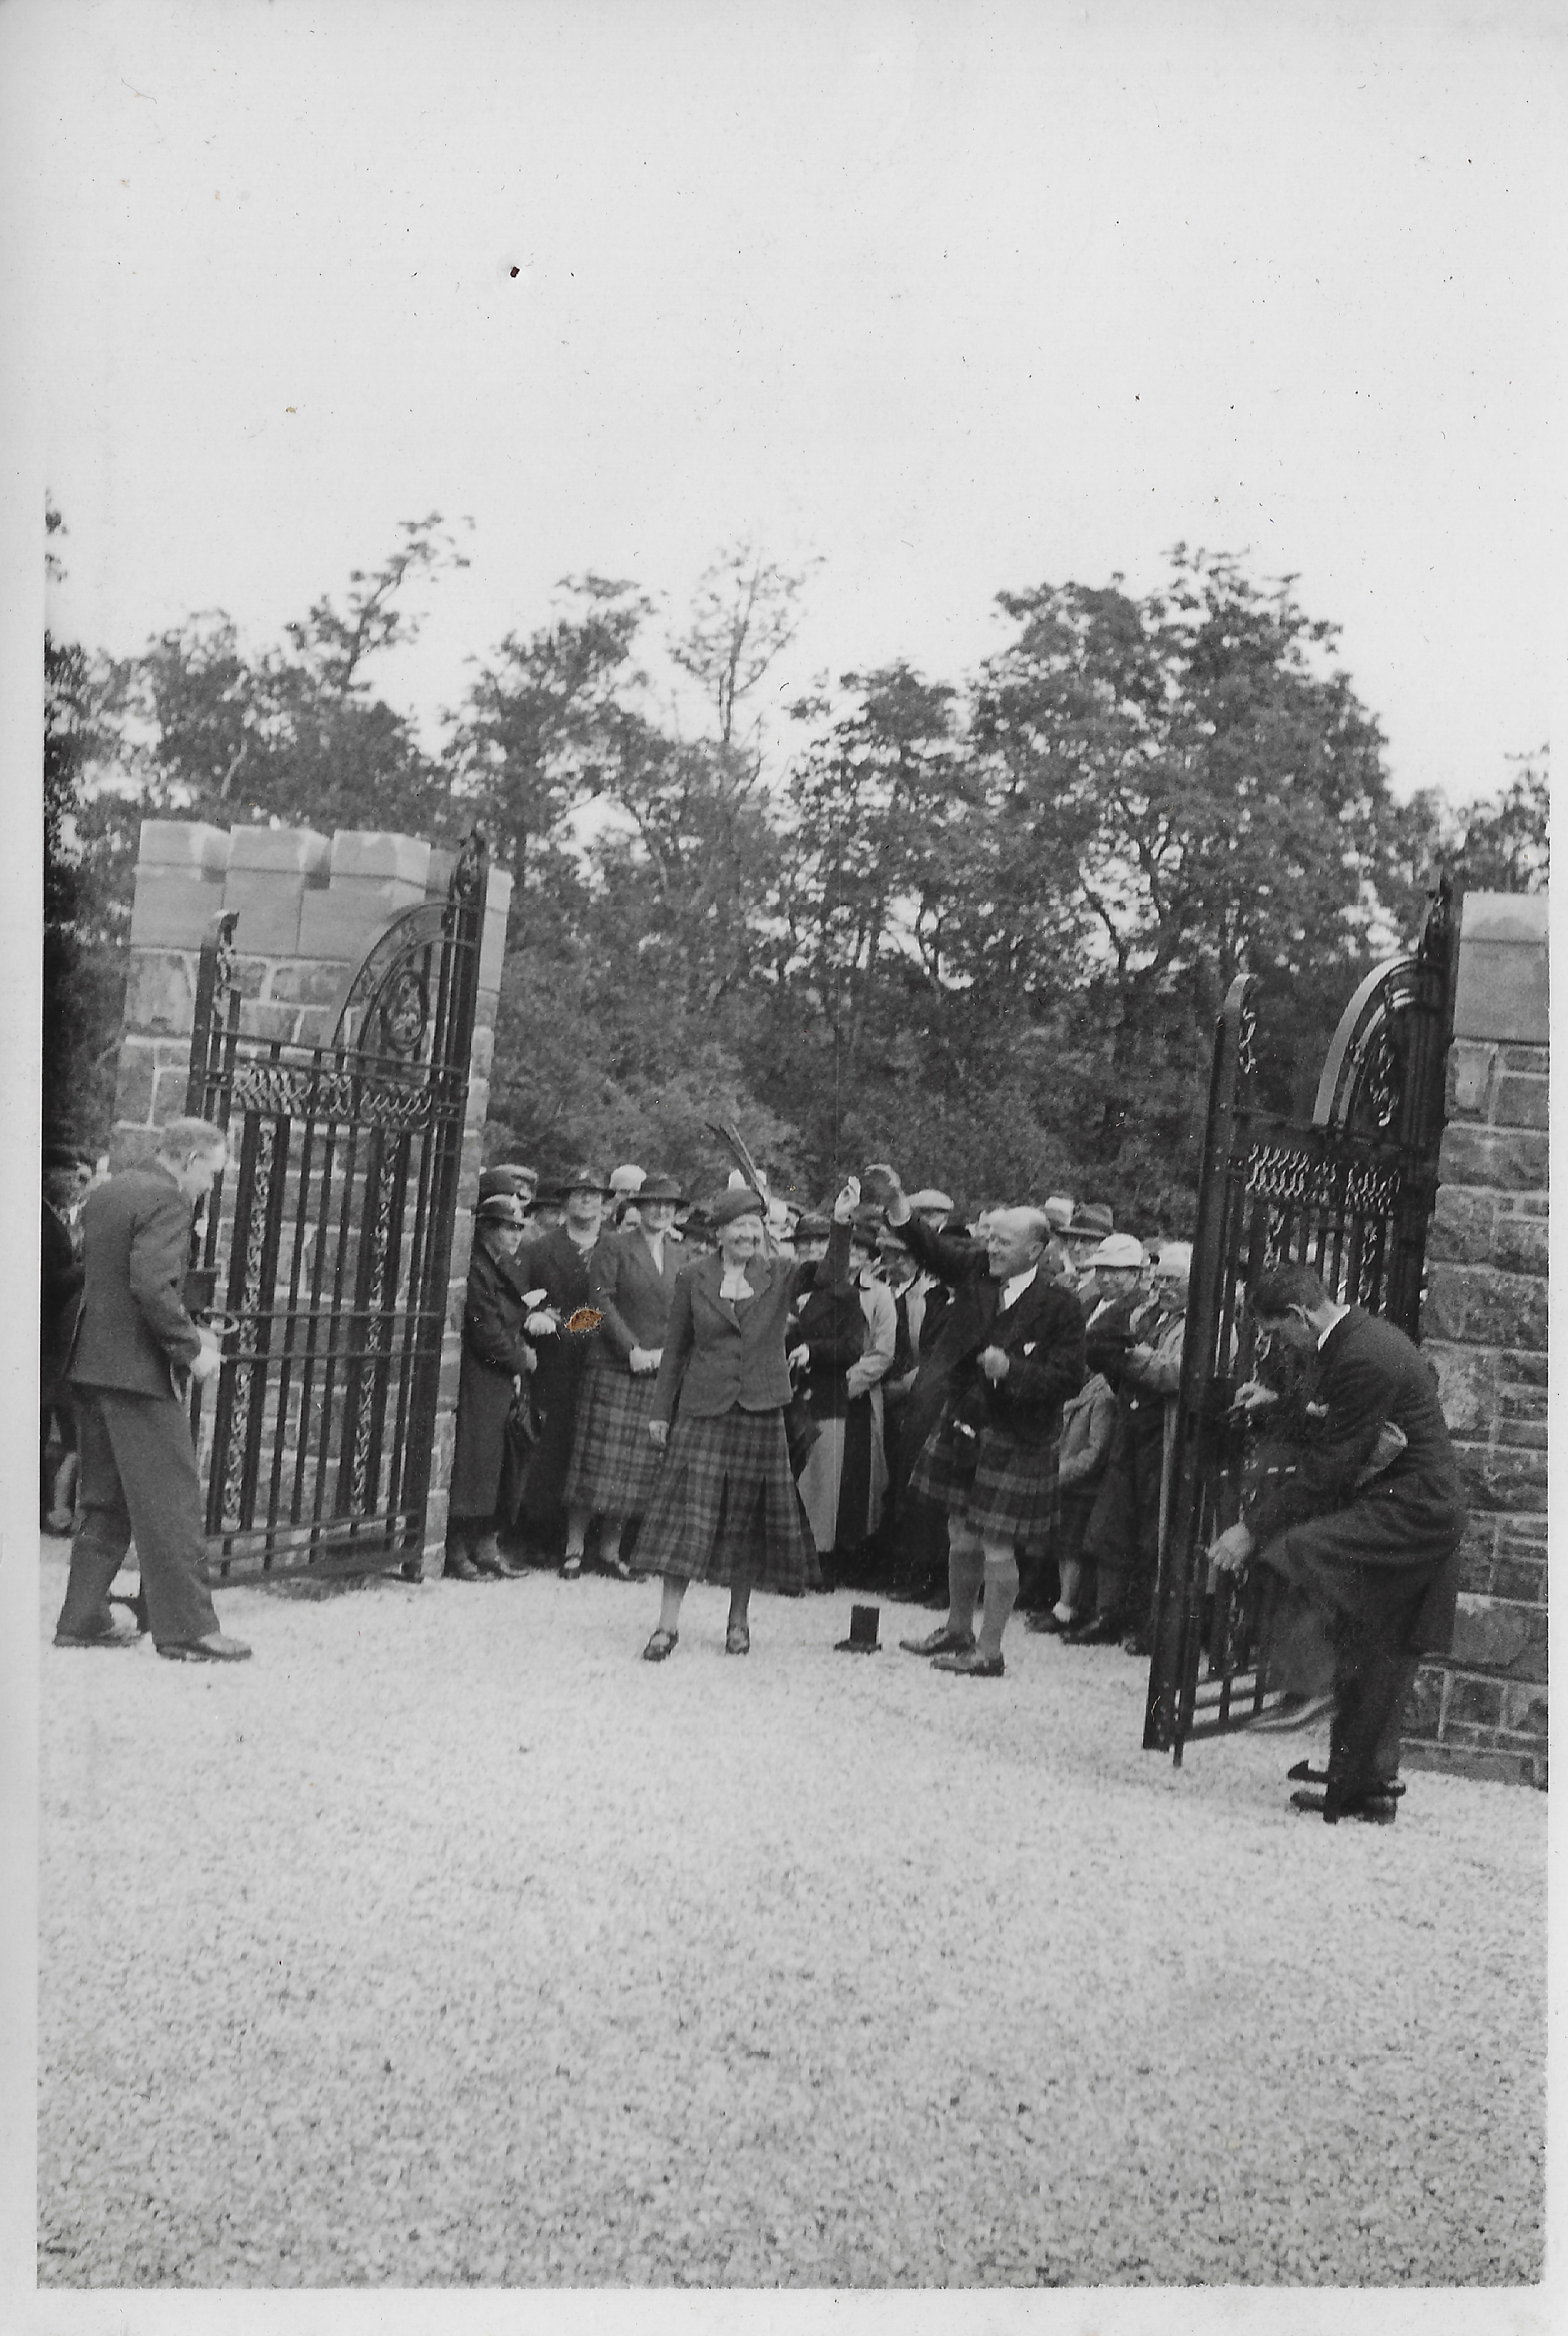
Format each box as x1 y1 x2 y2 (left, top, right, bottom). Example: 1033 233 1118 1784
182 831 488 1583
1143 876 1462 1760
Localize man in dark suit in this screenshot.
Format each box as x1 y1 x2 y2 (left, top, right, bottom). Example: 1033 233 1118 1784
1209 1261 1467 1822
877 1171 1086 1676
510 1166 607 1565
55 1116 249 1661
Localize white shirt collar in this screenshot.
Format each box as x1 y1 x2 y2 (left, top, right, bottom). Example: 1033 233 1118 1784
1317 1303 1351 1350
999 1264 1038 1311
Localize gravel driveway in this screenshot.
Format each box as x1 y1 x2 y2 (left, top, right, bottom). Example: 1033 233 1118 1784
38 1541 1545 2290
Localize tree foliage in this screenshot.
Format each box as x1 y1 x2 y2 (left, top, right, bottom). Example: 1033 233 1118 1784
44 522 1541 1228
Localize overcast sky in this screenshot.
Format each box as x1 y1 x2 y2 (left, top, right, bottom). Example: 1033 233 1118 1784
15 0 1563 802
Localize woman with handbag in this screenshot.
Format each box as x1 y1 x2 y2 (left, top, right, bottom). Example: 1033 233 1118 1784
560 1172 686 1578
635 1179 857 1660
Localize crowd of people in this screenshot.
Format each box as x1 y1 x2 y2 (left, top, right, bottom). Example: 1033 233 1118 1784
41 1124 1468 1821
447 1157 1197 1681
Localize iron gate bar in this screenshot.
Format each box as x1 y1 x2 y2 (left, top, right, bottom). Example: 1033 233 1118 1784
1143 876 1463 1763
182 829 490 1583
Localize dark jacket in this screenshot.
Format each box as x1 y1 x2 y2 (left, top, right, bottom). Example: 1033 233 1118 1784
895 1212 1086 1448
450 1237 532 1519
67 1164 204 1397
790 1261 866 1423
1082 1289 1142 1389
1245 1308 1466 1568
588 1228 685 1372
654 1221 851 1424
42 1203 85 1409
509 1224 601 1522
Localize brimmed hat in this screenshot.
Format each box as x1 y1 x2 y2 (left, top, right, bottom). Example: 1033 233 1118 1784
478 1162 538 1202
476 1192 528 1228
1069 1202 1115 1242
1043 1195 1075 1232
555 1166 610 1199
906 1188 954 1214
638 1172 684 1204
1086 1232 1146 1270
711 1187 766 1228
794 1211 831 1242
834 1603 881 1654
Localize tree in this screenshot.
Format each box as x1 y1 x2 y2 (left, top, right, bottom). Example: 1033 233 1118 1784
669 539 820 751
1401 749 1549 897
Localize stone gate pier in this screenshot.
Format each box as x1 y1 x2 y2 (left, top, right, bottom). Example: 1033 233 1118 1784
1413 891 1549 1786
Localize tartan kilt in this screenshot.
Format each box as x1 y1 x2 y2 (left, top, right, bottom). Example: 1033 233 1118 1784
562 1363 662 1519
631 1406 821 1593
910 1407 1058 1547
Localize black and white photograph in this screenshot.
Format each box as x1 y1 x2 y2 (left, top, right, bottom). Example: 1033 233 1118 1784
2 3 1558 2331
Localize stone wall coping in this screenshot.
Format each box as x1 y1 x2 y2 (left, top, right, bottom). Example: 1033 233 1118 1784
137 820 231 873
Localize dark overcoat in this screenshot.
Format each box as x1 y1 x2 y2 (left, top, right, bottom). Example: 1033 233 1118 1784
67 1164 204 1394
511 1224 600 1527
449 1238 532 1520
1245 1307 1467 1655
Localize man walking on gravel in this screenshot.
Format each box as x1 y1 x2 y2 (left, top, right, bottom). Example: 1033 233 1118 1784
53 1117 250 1662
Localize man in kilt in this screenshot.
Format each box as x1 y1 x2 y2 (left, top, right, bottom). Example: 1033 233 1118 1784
877 1171 1086 1678
635 1180 857 1661
561 1172 685 1578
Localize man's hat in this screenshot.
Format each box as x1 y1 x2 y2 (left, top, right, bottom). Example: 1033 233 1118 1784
1086 1232 1146 1269
1069 1201 1115 1241
476 1192 528 1228
906 1188 954 1214
1043 1195 1075 1232
835 1603 881 1654
711 1186 766 1228
609 1163 646 1195
638 1172 684 1204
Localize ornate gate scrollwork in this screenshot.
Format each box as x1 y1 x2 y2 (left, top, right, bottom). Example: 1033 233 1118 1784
1143 874 1462 1761
184 829 489 1582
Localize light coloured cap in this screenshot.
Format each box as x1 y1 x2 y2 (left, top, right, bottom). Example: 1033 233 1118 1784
1043 1196 1075 1232
609 1163 646 1194
1086 1233 1147 1270
906 1188 954 1214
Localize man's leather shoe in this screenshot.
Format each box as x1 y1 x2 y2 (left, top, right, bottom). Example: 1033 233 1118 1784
1287 1760 1404 1796
1289 1786 1398 1824
53 1624 140 1650
445 1554 481 1581
1027 1610 1077 1635
930 1647 1004 1677
157 1633 252 1663
471 1535 516 1577
1064 1615 1125 1646
899 1626 976 1658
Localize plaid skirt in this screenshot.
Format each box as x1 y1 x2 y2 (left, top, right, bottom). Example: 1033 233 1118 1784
631 1406 821 1593
910 1406 1058 1546
562 1363 662 1519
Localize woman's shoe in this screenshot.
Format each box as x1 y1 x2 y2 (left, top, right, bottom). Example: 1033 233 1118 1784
445 1554 481 1582
560 1554 584 1581
725 1620 750 1656
1027 1609 1077 1635
642 1627 678 1662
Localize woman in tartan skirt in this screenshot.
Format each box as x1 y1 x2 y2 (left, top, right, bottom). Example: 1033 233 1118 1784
637 1179 857 1660
561 1174 686 1577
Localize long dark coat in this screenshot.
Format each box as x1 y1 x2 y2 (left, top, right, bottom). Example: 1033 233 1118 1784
449 1238 533 1521
511 1224 600 1530
1245 1308 1467 1656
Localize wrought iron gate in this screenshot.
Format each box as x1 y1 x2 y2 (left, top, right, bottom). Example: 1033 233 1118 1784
182 831 488 1583
1143 876 1462 1760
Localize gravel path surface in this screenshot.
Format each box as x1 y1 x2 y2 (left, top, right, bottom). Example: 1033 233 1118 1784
38 1541 1545 2291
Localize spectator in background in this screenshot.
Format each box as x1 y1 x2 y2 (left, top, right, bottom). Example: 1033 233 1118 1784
1064 1202 1115 1295
1069 1241 1191 1650
561 1172 685 1579
1029 1365 1117 1633
512 1168 608 1569
447 1192 534 1580
41 1148 89 1534
788 1213 867 1585
829 1210 900 1584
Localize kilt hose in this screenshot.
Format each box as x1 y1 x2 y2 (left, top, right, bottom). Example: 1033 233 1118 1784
909 1404 1058 1548
563 1363 663 1520
631 1406 821 1593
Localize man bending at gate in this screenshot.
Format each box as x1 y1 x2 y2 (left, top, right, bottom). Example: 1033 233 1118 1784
1207 1263 1465 1823
54 1117 251 1663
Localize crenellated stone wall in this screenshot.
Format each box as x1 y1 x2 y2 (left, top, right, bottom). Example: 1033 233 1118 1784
110 818 512 1579
1410 891 1548 1788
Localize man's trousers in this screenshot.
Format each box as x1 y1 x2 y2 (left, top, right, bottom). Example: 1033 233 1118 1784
57 1385 220 1649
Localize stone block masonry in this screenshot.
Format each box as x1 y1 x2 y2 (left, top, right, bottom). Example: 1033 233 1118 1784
1409 890 1549 1789
112 818 513 1583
